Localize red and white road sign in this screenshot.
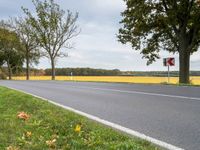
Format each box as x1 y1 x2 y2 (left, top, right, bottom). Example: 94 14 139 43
163 58 175 66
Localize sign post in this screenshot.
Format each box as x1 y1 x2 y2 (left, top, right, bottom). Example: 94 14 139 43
70 72 73 81
163 57 175 83
168 65 170 83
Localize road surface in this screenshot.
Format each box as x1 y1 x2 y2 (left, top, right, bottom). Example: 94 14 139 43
0 80 200 150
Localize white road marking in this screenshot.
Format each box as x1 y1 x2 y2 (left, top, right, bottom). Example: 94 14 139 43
68 85 200 101
7 87 184 150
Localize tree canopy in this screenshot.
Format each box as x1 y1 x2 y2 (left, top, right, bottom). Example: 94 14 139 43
118 0 200 83
0 26 24 79
22 0 79 80
12 17 40 80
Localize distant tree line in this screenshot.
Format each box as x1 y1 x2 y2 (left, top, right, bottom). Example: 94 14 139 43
45 68 121 76
1 67 200 79
49 69 200 77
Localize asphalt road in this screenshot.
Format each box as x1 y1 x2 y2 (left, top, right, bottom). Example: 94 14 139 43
0 80 200 150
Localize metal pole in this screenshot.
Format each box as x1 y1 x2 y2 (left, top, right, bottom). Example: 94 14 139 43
168 65 170 83
70 72 73 81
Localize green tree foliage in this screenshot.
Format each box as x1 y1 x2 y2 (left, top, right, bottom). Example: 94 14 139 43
0 24 24 80
118 0 200 83
11 17 40 80
22 0 79 80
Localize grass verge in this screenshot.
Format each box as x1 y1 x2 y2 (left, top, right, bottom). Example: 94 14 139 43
0 86 160 150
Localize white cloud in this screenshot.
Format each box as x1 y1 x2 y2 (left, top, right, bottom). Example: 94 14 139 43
87 0 125 12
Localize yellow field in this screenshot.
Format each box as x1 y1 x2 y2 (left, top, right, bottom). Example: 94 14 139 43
12 76 200 85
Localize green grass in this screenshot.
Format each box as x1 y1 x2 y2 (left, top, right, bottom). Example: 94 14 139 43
0 87 161 150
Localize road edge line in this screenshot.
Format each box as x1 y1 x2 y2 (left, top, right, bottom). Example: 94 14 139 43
8 87 184 150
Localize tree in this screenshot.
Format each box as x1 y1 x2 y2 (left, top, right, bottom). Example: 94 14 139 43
23 0 79 80
11 17 40 80
118 0 200 84
0 25 24 80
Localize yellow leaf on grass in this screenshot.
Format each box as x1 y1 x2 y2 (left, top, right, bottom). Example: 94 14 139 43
74 124 81 133
46 139 56 149
26 131 32 137
6 146 19 150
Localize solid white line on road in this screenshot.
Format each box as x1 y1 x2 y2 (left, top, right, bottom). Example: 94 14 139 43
8 87 184 150
68 85 200 101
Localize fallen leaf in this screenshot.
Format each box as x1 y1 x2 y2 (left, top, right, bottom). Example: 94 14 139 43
26 131 32 137
17 112 30 121
74 124 81 133
6 146 19 150
46 139 56 149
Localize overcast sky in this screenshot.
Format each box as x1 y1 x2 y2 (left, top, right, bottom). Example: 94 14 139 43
0 0 199 71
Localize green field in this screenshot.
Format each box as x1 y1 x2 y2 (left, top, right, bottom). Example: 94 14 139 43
0 87 160 150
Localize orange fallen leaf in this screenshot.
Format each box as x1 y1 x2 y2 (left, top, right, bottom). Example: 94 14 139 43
17 112 30 121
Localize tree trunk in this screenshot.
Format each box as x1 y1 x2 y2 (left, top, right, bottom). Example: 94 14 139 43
179 51 190 84
51 59 56 80
179 34 190 84
26 51 30 80
7 62 12 80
